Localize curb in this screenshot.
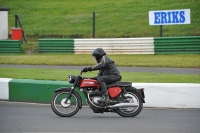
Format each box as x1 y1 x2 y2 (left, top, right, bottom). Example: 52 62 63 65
0 78 200 108
132 83 200 108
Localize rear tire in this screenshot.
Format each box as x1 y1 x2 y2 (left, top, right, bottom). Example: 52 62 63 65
116 90 143 117
51 90 80 117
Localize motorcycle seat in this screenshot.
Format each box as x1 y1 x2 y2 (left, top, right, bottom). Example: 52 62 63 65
107 82 132 87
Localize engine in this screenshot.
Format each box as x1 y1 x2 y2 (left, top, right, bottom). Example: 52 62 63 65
88 90 102 105
91 96 102 105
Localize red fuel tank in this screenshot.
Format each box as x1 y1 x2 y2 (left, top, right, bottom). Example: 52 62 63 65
80 79 100 88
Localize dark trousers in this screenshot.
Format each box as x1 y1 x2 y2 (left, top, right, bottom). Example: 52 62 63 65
97 75 122 95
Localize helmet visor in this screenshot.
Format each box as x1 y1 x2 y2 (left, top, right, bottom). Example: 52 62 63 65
92 56 97 63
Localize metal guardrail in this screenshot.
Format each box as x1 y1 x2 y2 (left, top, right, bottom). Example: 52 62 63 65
0 40 21 53
38 39 74 53
37 37 200 54
154 36 200 54
74 38 154 54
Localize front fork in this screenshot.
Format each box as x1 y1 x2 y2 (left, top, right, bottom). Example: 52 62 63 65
64 87 75 104
65 75 82 104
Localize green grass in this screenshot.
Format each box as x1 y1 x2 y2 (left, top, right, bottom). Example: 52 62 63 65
0 54 199 68
1 0 200 38
0 68 199 83
0 1 199 87
0 54 199 83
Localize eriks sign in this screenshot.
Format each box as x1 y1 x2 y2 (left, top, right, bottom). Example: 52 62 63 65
149 9 190 25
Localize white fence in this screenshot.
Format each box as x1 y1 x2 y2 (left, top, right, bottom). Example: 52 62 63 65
74 38 154 54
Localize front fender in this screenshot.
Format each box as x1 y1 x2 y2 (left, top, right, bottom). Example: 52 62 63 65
54 87 82 109
54 87 71 93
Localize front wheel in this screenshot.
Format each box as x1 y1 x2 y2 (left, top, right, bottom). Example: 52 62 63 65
116 90 143 117
51 90 80 117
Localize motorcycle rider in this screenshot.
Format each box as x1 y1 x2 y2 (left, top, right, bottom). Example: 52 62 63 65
81 48 122 103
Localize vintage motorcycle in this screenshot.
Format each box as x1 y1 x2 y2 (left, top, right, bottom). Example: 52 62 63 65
51 71 145 117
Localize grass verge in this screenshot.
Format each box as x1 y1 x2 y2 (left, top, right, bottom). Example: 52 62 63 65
0 54 200 68
2 0 200 37
0 68 199 83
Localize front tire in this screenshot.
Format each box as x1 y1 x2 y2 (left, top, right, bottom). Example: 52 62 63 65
51 90 80 117
116 90 143 117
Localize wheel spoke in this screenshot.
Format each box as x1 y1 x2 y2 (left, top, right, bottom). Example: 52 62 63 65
53 92 78 115
119 92 140 114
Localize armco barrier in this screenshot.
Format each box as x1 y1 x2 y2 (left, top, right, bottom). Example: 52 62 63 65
37 36 200 54
1 78 200 108
154 36 200 54
74 38 154 54
0 40 21 53
38 39 74 53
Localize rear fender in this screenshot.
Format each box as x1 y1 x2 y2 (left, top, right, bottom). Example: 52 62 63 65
54 87 82 109
125 87 145 103
136 88 145 103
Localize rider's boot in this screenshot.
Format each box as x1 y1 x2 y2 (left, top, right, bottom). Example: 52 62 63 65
98 82 109 103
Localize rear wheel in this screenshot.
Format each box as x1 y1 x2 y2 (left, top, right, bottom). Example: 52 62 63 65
116 90 143 117
51 90 80 117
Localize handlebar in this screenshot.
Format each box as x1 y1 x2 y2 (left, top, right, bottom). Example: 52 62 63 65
80 70 86 77
80 71 83 76
79 70 97 80
80 70 89 77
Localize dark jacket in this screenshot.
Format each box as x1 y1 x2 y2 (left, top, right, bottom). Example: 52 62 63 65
91 55 120 76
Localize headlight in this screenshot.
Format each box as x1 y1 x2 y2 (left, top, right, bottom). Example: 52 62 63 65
68 75 75 83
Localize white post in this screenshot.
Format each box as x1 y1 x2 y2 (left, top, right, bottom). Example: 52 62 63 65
0 7 10 40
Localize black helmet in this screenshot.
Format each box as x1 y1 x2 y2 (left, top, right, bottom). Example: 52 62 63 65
92 48 106 63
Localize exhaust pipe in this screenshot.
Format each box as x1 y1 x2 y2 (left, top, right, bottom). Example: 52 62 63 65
107 103 138 109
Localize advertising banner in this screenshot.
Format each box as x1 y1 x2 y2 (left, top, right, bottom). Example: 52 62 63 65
149 9 190 25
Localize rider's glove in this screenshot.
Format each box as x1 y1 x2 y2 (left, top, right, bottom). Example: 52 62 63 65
87 67 93 71
82 67 93 72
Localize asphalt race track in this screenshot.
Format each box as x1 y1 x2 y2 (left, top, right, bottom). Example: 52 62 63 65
0 65 200 133
0 101 200 133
